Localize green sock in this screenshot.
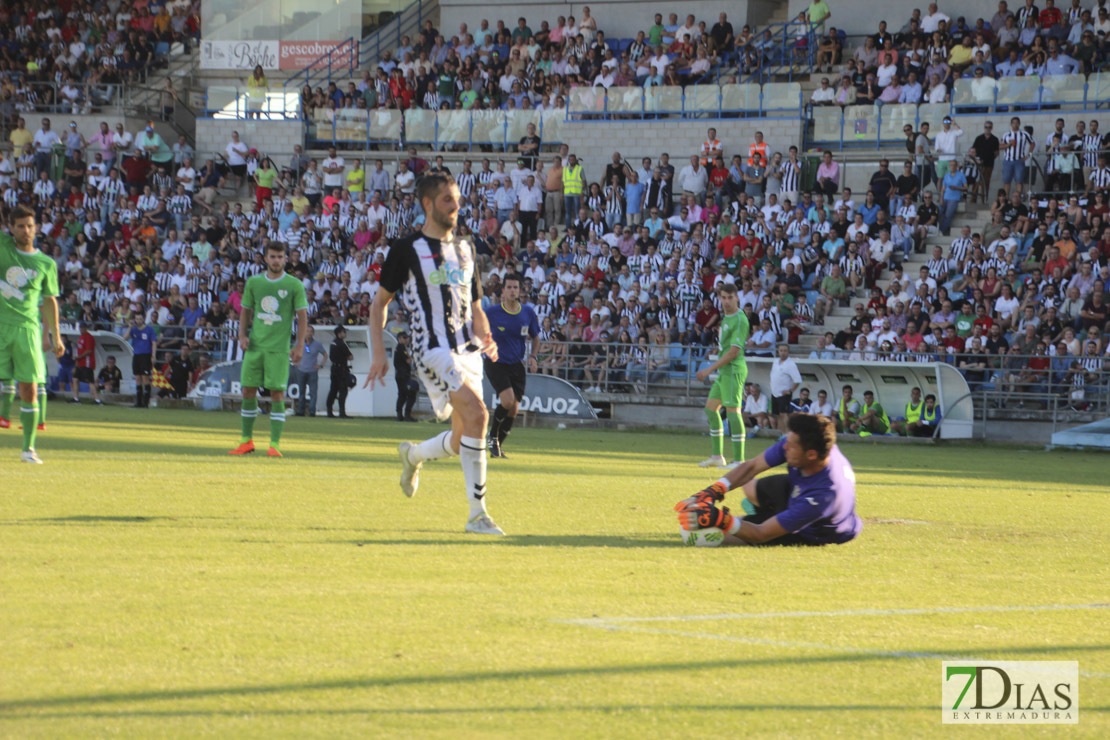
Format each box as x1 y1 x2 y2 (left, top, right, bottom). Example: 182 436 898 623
21 404 38 451
727 410 746 463
37 385 46 427
0 381 13 419
706 407 724 458
240 398 258 443
269 401 286 449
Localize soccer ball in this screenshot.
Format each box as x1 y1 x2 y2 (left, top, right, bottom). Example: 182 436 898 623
680 526 725 547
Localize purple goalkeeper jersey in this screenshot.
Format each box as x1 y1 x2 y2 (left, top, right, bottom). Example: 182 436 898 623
763 437 863 544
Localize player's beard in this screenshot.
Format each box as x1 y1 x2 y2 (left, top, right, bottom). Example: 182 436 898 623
432 207 458 234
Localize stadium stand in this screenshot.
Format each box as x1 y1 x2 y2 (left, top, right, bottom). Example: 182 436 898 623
3 0 1109 431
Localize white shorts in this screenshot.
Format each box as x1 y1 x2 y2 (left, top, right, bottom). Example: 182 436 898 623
413 346 484 421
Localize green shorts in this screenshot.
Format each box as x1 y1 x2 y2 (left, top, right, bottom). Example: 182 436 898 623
0 324 45 384
708 368 746 408
241 349 291 392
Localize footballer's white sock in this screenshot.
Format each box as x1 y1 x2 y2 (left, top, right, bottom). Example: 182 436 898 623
458 435 488 517
409 431 455 464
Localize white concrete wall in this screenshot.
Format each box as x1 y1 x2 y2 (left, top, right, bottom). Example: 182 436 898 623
195 119 305 163
787 0 1003 37
439 0 752 43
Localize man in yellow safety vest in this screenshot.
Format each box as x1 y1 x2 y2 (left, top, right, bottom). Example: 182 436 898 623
562 154 585 230
891 386 923 435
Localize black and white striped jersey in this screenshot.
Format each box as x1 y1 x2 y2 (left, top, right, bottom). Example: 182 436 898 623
1081 134 1103 169
1089 167 1110 190
778 159 800 193
949 236 972 262
456 171 476 199
379 230 482 358
1000 129 1034 161
926 256 951 280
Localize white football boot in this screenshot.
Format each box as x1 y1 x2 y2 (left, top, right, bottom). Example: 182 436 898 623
21 449 43 464
465 513 505 535
398 442 420 497
698 455 728 468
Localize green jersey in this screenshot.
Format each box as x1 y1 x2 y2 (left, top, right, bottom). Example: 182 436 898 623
242 272 308 353
718 310 749 374
0 234 59 328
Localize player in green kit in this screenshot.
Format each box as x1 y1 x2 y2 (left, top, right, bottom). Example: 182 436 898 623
0 205 64 463
695 282 749 468
228 242 308 458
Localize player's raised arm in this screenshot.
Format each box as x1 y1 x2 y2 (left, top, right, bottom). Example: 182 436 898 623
364 287 394 389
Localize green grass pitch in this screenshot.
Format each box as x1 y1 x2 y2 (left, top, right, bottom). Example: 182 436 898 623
1 406 1107 738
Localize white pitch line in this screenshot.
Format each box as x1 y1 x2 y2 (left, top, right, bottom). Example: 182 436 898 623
569 623 1110 679
558 602 1110 627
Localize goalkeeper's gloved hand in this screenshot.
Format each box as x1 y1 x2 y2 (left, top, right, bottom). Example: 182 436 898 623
677 503 734 532
673 481 728 513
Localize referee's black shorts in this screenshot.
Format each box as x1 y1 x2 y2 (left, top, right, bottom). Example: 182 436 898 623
484 358 526 401
132 353 152 377
743 474 817 547
771 393 792 415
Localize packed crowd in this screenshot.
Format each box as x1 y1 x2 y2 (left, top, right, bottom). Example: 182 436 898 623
5 104 1110 406
0 0 201 122
298 7 756 120
810 0 1109 110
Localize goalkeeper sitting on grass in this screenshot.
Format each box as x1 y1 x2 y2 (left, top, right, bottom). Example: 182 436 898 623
676 413 863 546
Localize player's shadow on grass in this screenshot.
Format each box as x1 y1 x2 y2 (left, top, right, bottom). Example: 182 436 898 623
2 645 1107 717
0 515 234 527
33 515 167 523
334 534 678 548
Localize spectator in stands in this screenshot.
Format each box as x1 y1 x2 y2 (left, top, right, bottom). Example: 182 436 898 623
815 151 840 198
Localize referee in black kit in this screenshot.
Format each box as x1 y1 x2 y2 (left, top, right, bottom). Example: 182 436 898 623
483 273 540 458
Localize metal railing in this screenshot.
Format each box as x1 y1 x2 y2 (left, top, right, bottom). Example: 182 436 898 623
286 0 435 92
740 19 822 84
202 87 303 120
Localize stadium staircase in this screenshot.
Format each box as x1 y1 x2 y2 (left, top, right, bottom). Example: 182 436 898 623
122 43 200 151
797 200 991 352
285 0 440 93
740 2 821 84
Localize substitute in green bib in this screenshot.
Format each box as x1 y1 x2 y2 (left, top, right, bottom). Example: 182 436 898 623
695 282 749 469
891 386 923 436
853 390 890 436
0 204 64 463
228 242 308 458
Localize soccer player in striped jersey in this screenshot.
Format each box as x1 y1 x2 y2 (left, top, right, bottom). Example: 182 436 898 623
366 174 505 536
